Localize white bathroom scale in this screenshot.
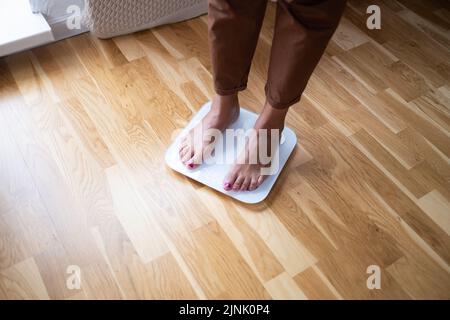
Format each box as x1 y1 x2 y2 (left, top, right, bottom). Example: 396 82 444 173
165 102 297 204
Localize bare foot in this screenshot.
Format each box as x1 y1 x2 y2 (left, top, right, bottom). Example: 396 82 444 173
223 102 288 191
179 94 239 169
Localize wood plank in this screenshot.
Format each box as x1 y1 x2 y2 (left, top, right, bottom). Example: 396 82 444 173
264 272 307 300
0 258 49 300
294 267 340 300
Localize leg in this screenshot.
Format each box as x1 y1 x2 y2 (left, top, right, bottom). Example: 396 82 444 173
209 0 268 95
266 0 347 109
179 0 268 169
224 0 346 191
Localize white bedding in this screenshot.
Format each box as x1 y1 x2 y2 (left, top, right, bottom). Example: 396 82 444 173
29 0 207 40
83 0 207 39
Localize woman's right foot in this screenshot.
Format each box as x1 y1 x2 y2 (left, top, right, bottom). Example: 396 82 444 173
223 101 288 192
179 94 240 169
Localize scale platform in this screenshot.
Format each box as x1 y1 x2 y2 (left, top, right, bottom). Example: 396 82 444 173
165 102 297 204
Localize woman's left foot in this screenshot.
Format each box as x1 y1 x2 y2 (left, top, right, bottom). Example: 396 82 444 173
223 102 288 192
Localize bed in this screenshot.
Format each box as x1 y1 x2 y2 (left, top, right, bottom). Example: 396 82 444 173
83 0 207 39
29 0 207 40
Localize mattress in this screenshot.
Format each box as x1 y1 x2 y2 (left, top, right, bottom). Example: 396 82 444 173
83 0 208 39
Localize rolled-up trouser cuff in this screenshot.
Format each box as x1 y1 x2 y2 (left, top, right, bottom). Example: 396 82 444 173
265 84 301 109
215 83 247 96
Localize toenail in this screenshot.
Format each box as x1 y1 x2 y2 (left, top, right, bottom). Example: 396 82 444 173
224 182 231 189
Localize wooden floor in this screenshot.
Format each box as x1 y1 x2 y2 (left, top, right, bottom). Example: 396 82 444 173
0 0 449 299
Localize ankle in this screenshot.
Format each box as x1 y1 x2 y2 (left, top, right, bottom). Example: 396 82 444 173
256 101 288 129
213 94 239 110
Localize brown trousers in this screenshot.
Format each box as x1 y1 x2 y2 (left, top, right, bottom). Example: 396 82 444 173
208 0 347 109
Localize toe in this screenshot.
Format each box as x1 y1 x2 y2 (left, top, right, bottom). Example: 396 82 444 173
223 181 233 191
257 175 266 187
187 151 201 169
223 170 238 191
186 159 197 170
179 145 189 158
232 176 244 191
240 177 251 191
249 178 258 191
189 141 215 169
182 149 194 166
179 136 190 150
